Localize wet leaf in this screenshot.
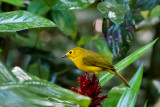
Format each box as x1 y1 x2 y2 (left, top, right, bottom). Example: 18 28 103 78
0 0 24 7
101 1 135 58
0 62 91 106
102 18 135 58
51 10 77 39
0 11 56 32
103 65 143 107
117 65 143 107
97 2 127 24
53 0 96 10
99 39 157 86
103 86 126 107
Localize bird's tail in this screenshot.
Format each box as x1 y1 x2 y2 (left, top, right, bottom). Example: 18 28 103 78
108 69 130 87
114 72 130 87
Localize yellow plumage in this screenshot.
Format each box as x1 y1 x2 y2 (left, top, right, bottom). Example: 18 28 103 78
63 47 130 87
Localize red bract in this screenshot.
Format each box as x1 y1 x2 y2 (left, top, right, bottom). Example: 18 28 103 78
71 73 108 107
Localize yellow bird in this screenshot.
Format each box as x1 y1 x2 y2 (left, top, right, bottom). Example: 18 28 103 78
62 47 130 87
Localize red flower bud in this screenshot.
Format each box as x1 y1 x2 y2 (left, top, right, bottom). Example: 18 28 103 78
71 73 108 107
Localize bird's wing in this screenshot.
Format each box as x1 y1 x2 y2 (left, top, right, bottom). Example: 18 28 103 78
82 55 115 71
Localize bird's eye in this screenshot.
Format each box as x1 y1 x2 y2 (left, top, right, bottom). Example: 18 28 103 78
69 51 72 54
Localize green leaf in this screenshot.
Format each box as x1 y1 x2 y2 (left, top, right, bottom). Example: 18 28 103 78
102 18 134 58
77 35 94 46
102 2 135 58
103 86 126 107
0 61 91 106
103 65 143 107
51 10 77 39
28 0 59 15
130 0 159 11
28 63 50 80
144 100 148 107
97 2 127 24
43 0 59 8
94 39 113 63
150 5 160 18
99 39 158 86
0 48 2 53
117 64 143 107
0 11 56 32
28 0 50 16
0 0 24 7
53 0 96 10
13 33 42 49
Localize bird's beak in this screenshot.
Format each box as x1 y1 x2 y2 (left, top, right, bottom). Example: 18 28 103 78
61 55 67 58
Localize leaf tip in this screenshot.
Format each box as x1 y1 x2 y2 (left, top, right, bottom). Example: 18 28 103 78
153 38 159 44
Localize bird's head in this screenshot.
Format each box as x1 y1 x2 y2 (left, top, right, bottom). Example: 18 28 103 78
61 47 83 60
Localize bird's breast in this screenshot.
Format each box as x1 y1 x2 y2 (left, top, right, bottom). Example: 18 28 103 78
73 59 87 71
74 61 102 73
74 59 84 69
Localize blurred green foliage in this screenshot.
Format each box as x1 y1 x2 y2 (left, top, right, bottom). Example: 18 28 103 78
51 10 77 39
0 0 24 7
